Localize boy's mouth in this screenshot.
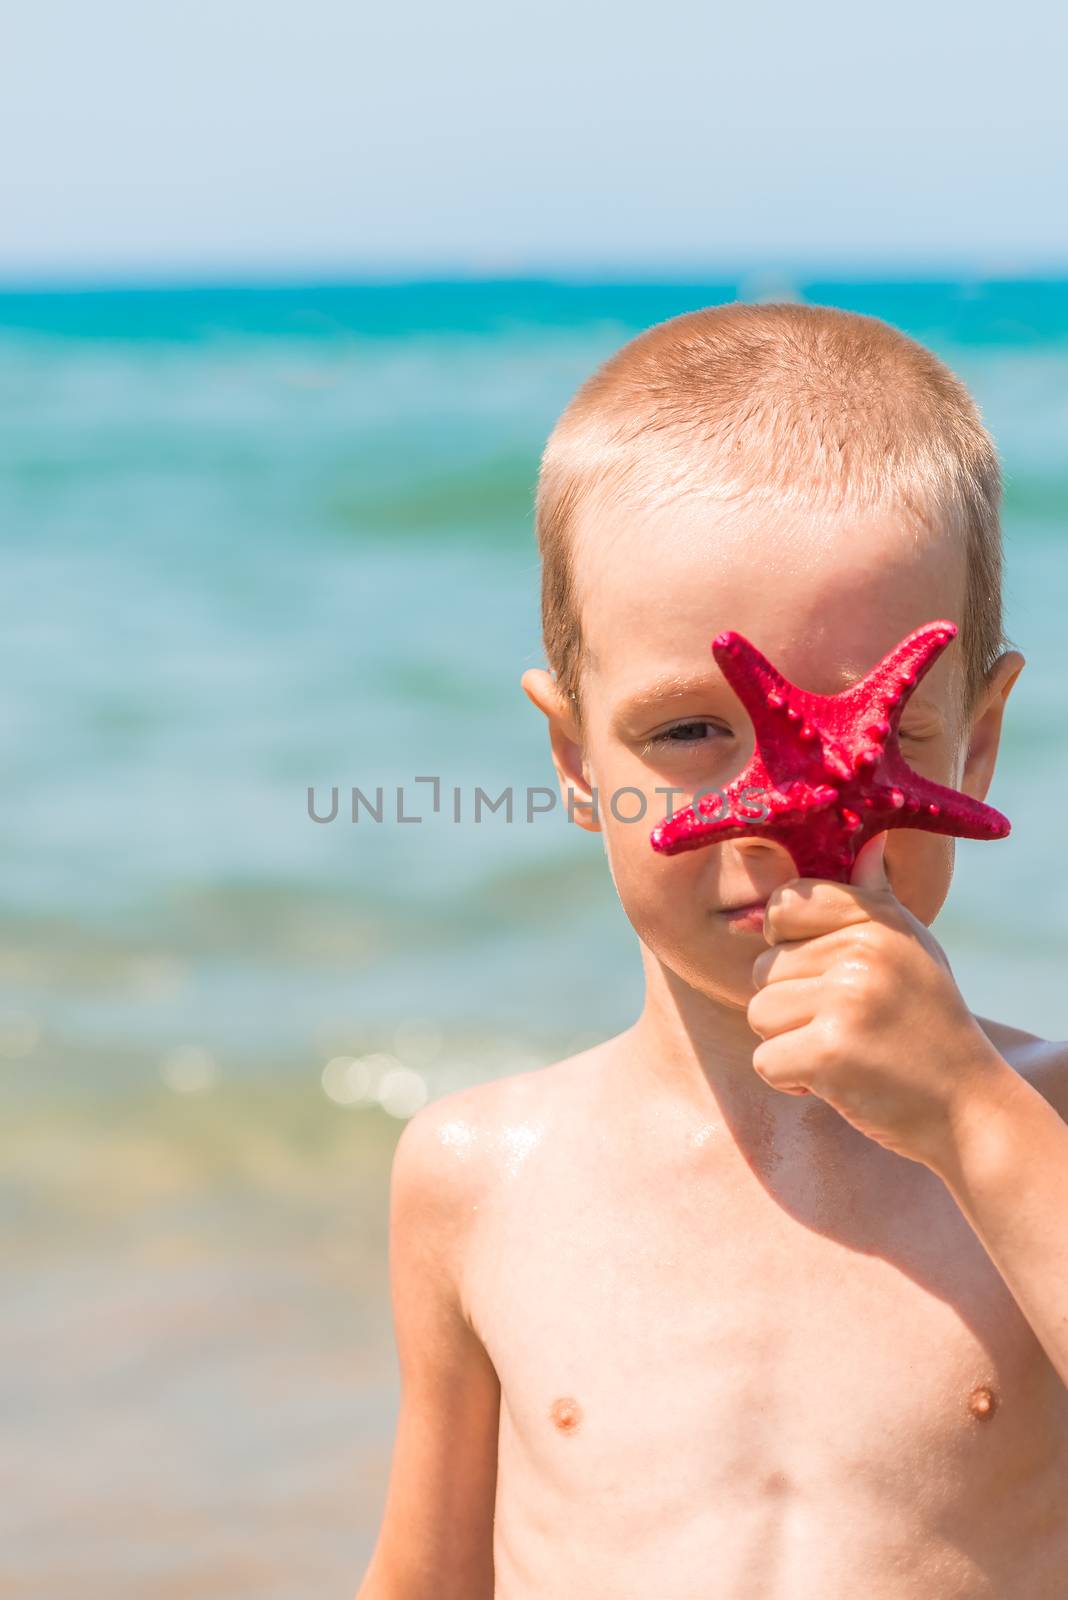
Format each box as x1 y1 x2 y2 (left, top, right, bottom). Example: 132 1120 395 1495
718 900 768 926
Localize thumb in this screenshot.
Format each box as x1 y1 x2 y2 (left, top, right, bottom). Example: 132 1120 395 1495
850 829 892 894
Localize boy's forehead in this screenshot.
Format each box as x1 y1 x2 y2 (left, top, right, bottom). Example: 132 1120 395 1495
576 497 965 709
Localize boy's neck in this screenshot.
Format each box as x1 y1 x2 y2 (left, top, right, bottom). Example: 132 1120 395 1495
618 954 844 1149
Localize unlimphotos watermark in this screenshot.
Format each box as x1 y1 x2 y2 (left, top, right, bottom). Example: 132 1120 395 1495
306 778 772 826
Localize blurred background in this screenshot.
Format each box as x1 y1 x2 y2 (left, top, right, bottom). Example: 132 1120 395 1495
3 3 1067 1595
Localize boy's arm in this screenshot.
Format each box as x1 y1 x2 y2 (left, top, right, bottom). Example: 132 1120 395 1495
929 1044 1068 1395
357 1096 500 1600
749 842 1068 1394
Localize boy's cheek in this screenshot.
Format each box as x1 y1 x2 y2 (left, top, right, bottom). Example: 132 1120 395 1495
601 817 759 987
601 810 701 919
885 830 954 926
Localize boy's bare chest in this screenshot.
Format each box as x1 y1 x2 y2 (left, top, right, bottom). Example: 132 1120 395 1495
467 1136 1068 1530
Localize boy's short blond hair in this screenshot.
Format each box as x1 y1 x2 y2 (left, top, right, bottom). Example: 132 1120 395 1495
534 301 1012 734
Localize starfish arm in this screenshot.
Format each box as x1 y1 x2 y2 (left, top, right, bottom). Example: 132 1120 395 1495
650 775 839 856
649 769 764 855
842 619 958 726
650 752 770 854
711 632 800 727
886 768 1011 841
650 812 768 857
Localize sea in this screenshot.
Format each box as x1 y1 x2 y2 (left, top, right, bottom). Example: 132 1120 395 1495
3 276 1066 1595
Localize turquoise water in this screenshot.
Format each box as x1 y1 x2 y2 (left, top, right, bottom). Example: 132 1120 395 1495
2 278 1067 1102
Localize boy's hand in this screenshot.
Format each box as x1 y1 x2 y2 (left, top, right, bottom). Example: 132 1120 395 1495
746 831 1014 1172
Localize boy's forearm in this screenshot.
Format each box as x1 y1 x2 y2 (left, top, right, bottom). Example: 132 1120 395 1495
356 1544 492 1600
933 1059 1068 1393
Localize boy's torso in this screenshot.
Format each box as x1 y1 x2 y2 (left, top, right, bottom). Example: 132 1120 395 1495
457 1020 1068 1599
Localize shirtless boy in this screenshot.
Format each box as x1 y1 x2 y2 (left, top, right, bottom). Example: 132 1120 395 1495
357 301 1068 1598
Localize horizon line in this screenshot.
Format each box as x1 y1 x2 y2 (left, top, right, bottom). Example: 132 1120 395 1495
2 261 1068 296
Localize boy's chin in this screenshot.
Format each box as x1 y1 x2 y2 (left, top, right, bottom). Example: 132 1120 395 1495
651 927 769 1002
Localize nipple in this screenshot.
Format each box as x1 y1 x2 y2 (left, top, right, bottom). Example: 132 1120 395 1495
968 1384 998 1422
549 1395 583 1433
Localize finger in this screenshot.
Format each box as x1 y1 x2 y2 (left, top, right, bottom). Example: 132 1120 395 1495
751 1028 819 1095
752 937 831 989
763 878 877 944
850 829 891 892
747 974 821 1040
753 922 876 987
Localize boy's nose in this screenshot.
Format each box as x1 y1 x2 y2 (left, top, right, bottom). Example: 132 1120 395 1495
727 834 800 886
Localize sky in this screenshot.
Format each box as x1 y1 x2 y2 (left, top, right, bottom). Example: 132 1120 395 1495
2 0 1067 282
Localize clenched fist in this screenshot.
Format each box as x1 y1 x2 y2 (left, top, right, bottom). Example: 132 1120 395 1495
747 831 1012 1172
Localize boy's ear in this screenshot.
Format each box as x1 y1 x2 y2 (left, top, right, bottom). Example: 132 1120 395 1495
957 649 1026 803
520 668 601 835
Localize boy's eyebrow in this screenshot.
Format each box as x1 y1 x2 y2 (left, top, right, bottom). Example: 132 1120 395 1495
613 668 945 727
611 673 724 726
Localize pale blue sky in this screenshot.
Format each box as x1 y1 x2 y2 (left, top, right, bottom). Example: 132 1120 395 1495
3 0 1066 281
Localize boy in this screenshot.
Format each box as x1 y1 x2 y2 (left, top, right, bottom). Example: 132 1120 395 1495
357 302 1068 1598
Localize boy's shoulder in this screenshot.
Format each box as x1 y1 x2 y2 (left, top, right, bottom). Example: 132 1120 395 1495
974 1013 1068 1120
389 1015 1068 1214
389 1037 611 1210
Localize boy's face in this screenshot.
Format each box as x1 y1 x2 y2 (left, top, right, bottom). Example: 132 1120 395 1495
523 493 1024 1010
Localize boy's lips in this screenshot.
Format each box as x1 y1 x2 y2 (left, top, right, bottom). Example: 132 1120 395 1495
718 899 768 923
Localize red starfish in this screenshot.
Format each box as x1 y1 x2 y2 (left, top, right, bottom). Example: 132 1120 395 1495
648 619 1010 882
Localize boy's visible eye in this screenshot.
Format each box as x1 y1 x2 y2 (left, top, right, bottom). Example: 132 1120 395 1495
642 719 729 754
640 720 936 758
